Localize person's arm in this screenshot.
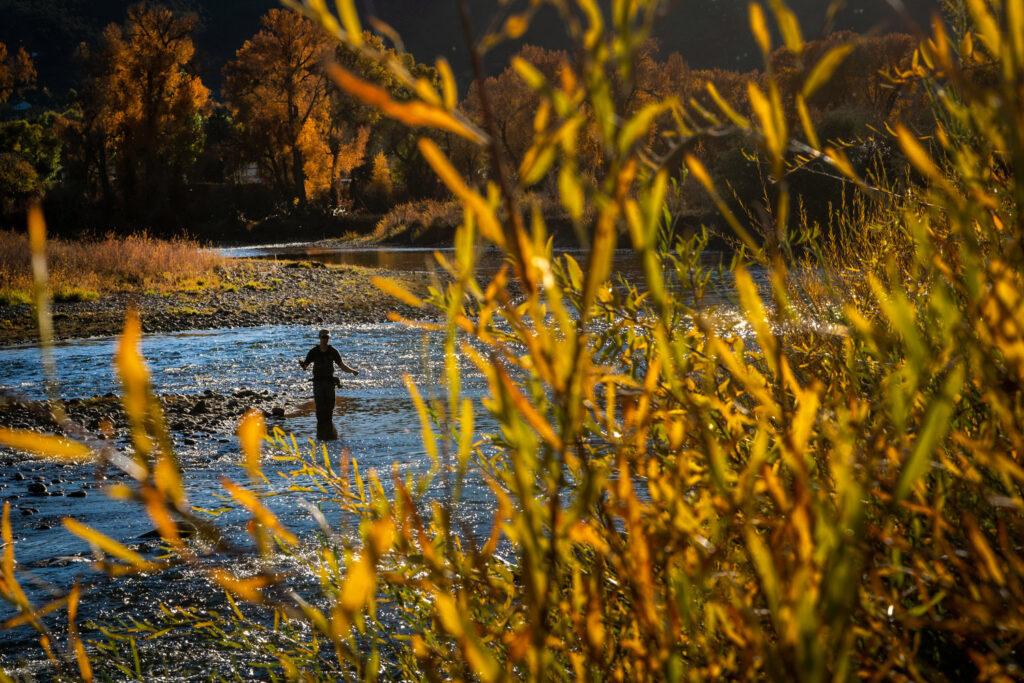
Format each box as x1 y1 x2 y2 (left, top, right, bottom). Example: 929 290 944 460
332 348 358 375
299 348 314 370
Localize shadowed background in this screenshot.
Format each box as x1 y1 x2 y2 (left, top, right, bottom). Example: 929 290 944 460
1 0 941 94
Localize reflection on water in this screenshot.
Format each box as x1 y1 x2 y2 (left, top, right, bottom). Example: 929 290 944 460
218 244 743 303
219 243 659 278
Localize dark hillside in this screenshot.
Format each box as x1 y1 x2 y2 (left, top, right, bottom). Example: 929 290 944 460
1 0 940 96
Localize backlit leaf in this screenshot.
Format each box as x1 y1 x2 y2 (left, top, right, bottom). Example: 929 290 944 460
0 429 92 461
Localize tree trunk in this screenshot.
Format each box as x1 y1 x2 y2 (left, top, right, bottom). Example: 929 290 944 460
286 85 307 206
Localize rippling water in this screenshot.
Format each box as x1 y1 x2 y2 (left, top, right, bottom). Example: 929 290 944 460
0 322 498 672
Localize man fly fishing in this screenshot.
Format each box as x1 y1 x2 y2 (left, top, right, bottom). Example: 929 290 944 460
299 329 359 441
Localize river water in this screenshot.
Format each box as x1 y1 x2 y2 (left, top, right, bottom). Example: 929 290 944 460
0 246 737 674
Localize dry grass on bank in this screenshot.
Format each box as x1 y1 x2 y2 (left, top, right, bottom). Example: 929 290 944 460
0 230 223 304
366 199 462 242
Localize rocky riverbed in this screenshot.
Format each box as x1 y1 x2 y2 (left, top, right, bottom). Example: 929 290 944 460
0 259 432 346
0 388 282 442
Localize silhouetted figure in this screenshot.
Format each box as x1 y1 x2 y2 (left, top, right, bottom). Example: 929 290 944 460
299 329 358 441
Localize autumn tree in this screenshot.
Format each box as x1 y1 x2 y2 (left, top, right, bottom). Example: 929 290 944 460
771 32 918 129
0 43 45 216
330 34 445 205
0 42 36 107
224 9 334 207
71 3 210 227
464 45 569 170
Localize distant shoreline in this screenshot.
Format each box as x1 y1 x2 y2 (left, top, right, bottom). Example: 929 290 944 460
0 258 431 348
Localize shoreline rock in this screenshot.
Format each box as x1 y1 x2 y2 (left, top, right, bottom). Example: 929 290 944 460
0 389 280 442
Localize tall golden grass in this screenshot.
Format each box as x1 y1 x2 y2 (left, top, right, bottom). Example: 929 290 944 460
2 0 1023 681
0 230 222 301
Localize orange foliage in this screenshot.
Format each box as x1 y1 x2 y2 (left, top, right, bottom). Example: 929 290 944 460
224 9 333 206
74 4 210 220
0 42 35 106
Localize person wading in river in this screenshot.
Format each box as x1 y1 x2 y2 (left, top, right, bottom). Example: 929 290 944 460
299 329 358 441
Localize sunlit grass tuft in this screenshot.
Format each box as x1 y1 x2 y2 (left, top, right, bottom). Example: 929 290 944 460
0 230 223 298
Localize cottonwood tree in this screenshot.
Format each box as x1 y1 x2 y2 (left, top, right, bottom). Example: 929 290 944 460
71 3 209 227
224 9 334 207
0 42 36 107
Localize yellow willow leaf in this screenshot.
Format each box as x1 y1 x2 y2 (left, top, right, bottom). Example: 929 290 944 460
823 147 863 186
238 410 266 482
533 99 552 135
327 64 484 144
68 584 93 683
63 519 159 570
504 13 529 38
221 478 299 546
2 504 32 610
735 267 778 371
685 155 761 254
142 490 181 546
796 94 820 149
768 0 803 52
457 398 475 468
745 527 780 615
520 143 557 186
0 428 92 461
336 0 363 46
789 387 820 454
404 375 439 466
749 3 771 56
511 57 546 90
645 169 669 243
577 0 603 50
436 58 457 110
568 521 609 554
433 592 464 637
371 276 424 308
966 0 1001 56
895 364 964 501
618 100 673 154
496 366 564 451
307 0 341 34
27 202 46 254
559 164 584 222
802 44 854 99
153 456 186 510
414 78 442 107
465 640 501 683
210 569 275 602
1010 0 1024 68
967 521 1006 585
748 82 782 159
115 310 158 462
340 555 375 612
582 202 619 316
368 518 396 556
706 82 750 128
895 125 952 191
417 139 505 247
4 595 67 629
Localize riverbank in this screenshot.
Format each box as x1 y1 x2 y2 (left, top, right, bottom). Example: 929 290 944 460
0 258 431 346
